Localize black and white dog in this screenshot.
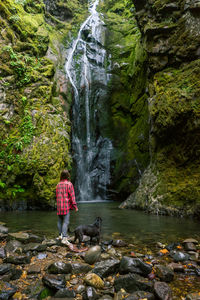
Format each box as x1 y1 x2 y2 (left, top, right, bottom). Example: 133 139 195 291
74 217 102 245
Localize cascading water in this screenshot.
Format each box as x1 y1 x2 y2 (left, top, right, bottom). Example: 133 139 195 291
65 0 113 202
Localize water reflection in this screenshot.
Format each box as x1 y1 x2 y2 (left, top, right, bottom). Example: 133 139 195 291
0 202 199 247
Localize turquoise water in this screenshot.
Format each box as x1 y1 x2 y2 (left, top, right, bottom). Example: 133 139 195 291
0 202 200 246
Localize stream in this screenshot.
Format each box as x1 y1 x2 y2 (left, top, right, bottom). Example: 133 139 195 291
1 202 200 249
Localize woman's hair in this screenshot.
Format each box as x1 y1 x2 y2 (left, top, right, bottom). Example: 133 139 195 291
60 169 70 180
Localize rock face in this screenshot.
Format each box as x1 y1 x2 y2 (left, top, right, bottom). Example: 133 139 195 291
121 0 200 216
0 0 87 209
101 0 150 197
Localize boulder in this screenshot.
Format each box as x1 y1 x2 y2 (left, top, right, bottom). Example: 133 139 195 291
154 265 174 282
126 290 155 300
84 246 101 265
42 274 66 290
47 261 72 274
84 273 104 289
92 259 120 278
71 262 92 274
0 225 8 234
114 273 153 293
0 282 17 299
119 256 152 276
154 281 172 300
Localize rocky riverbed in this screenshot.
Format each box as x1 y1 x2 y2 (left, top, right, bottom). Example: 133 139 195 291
0 223 200 300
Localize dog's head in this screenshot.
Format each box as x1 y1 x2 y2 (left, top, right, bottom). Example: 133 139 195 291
94 217 102 228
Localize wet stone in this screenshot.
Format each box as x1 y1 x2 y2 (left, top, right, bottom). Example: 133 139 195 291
47 261 72 274
0 282 17 299
154 265 174 282
114 273 154 293
0 247 6 259
154 281 172 300
8 232 30 243
92 259 120 278
37 253 47 259
184 242 197 251
27 264 41 274
82 286 100 300
112 240 127 247
0 225 8 234
23 243 47 252
5 240 23 253
71 262 92 274
186 292 200 300
75 284 85 294
168 262 184 272
170 251 190 262
54 287 76 298
119 256 152 276
42 274 66 290
84 273 104 289
84 245 101 265
125 290 155 300
4 254 31 264
0 263 12 275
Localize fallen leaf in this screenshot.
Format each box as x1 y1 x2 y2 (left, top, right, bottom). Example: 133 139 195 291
160 249 169 254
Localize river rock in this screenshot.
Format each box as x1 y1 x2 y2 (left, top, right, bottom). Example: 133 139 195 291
184 242 197 251
154 281 172 300
71 262 92 274
0 282 17 299
27 264 41 274
54 287 76 298
119 256 152 276
98 296 113 300
8 232 30 243
0 263 12 275
82 286 100 300
75 284 85 294
114 273 153 293
84 245 101 264
0 233 7 241
5 240 23 254
154 265 174 282
0 247 6 259
112 240 127 247
168 262 184 272
42 274 66 290
125 290 155 300
92 259 120 278
28 234 44 243
170 251 190 262
0 225 8 234
4 254 31 264
186 292 200 300
183 238 198 244
84 273 104 289
23 242 47 252
47 261 72 274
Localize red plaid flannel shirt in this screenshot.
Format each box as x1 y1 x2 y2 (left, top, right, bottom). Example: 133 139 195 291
56 180 77 215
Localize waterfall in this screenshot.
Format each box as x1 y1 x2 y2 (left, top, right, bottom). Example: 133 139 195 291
65 0 113 202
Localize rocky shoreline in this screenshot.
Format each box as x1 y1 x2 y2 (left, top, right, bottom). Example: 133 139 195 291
0 223 200 300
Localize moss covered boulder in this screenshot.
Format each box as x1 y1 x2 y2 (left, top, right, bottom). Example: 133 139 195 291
121 0 200 216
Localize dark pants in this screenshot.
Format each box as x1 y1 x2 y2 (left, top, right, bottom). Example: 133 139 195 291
57 213 70 237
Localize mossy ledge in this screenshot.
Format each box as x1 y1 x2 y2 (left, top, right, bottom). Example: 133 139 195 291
0 0 88 210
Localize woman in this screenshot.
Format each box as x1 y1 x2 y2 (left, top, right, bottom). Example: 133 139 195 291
56 169 78 244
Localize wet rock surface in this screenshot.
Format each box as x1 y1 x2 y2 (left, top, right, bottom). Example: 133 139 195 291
0 227 200 299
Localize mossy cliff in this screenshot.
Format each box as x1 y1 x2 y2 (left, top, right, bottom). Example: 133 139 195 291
120 0 200 216
100 0 150 198
0 0 88 209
